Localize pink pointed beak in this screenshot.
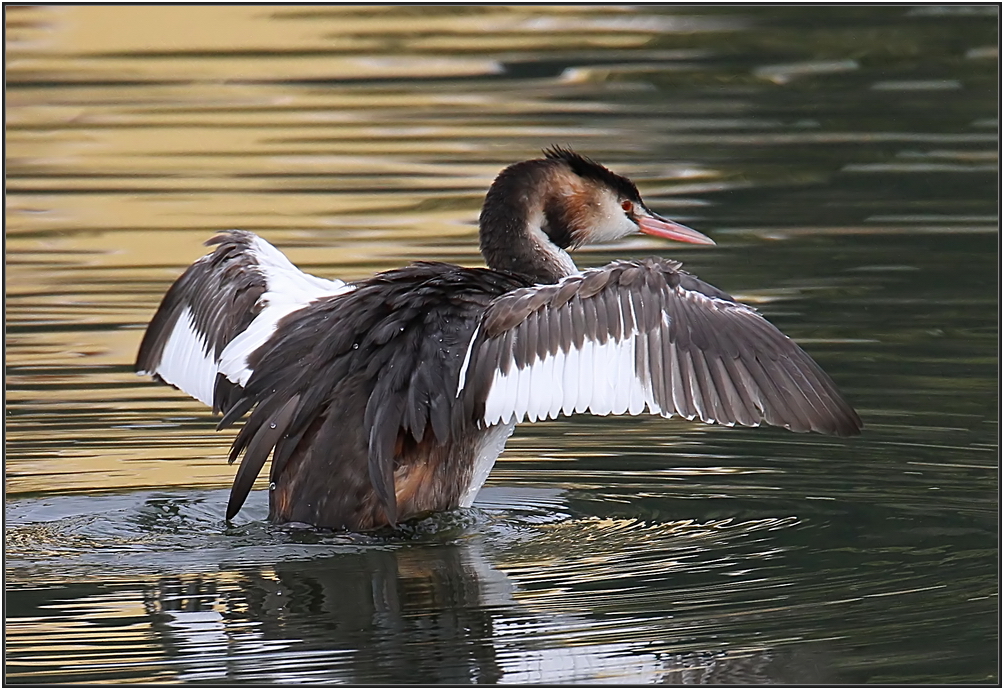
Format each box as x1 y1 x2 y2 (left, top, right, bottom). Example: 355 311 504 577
637 211 715 245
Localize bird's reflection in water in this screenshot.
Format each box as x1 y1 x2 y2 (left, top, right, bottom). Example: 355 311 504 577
143 527 837 684
239 543 509 683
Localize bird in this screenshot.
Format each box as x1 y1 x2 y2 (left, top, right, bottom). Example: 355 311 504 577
135 147 862 531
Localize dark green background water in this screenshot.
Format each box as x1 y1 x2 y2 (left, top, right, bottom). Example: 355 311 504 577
5 5 998 684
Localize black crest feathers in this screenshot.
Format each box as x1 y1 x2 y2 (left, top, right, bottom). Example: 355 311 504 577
543 146 642 202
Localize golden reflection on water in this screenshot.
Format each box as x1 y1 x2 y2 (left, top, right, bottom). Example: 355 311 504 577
6 4 734 497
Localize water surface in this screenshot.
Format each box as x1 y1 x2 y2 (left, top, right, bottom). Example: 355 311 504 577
5 5 999 684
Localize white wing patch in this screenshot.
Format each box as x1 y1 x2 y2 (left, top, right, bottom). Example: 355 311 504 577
483 333 664 426
153 306 219 406
248 235 347 302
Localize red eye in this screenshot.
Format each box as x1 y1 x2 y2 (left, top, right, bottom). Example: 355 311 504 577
621 200 633 213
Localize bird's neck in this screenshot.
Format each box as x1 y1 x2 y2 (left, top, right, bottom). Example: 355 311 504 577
478 160 579 285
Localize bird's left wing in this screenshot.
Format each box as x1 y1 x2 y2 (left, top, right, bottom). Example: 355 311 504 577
457 258 862 436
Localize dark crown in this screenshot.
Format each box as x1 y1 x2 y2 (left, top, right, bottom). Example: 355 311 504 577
543 147 642 202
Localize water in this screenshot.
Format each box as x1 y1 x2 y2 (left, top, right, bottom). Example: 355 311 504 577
5 5 998 684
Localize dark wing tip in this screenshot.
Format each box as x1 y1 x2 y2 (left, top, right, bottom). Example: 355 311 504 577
832 408 864 437
802 405 862 437
620 260 864 440
764 360 864 439
794 357 864 438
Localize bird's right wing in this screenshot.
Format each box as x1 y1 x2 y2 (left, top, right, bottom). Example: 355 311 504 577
135 230 352 412
457 258 862 436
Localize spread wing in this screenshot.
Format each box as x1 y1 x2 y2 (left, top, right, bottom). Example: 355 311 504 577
457 258 862 436
135 231 351 413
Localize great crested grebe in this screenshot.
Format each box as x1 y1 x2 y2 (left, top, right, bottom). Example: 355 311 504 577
136 148 861 531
